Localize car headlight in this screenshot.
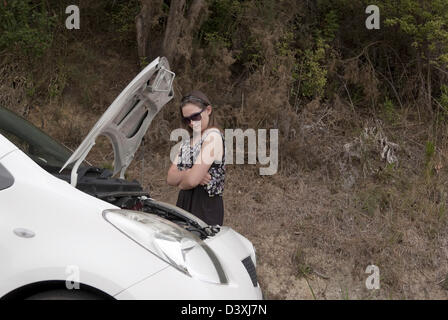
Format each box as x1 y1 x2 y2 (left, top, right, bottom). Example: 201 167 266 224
103 209 227 284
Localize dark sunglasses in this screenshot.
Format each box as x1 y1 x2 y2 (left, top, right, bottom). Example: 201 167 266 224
182 108 206 124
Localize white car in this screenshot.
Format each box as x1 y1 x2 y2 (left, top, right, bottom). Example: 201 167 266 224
0 57 262 300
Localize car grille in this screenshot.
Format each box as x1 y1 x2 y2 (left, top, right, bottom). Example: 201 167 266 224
242 256 258 287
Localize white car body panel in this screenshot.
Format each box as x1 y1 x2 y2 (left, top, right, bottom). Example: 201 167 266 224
0 149 168 297
0 134 18 160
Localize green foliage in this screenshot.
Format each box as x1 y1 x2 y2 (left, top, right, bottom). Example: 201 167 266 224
318 9 339 43
139 56 149 69
101 162 114 171
299 43 328 98
199 0 253 68
199 0 264 70
235 36 264 71
382 97 398 124
340 287 350 300
440 85 448 108
200 0 243 48
47 71 66 99
105 0 141 44
425 141 435 162
311 0 448 110
286 6 339 101
292 248 313 278
203 31 231 51
276 31 295 58
383 0 448 67
440 274 448 290
0 1 56 58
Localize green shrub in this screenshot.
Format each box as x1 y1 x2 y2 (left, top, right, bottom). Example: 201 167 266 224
383 97 398 124
384 0 448 68
285 5 339 103
425 141 435 162
105 0 140 44
0 1 56 58
299 43 328 99
199 0 244 48
199 0 265 71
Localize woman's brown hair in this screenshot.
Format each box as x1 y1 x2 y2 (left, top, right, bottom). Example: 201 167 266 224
179 90 221 136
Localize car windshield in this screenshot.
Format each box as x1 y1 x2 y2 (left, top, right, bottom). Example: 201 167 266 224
0 106 86 172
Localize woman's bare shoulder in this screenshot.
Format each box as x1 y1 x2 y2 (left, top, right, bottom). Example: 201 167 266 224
203 128 223 142
204 127 222 135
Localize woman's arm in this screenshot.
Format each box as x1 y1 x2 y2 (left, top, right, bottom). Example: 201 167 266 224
177 130 223 190
166 162 187 186
167 151 188 186
166 147 210 188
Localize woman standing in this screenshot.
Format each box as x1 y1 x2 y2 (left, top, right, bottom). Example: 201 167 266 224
167 90 226 226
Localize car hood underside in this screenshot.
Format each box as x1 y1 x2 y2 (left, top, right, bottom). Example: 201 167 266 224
61 57 175 186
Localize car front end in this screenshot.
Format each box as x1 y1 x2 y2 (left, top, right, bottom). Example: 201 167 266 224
0 56 263 300
108 210 262 299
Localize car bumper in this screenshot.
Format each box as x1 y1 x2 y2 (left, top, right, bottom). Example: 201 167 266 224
114 266 263 300
114 227 263 300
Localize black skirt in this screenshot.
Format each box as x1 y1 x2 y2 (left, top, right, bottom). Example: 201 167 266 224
176 186 224 226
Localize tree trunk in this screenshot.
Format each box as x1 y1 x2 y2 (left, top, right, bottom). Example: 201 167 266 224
427 60 432 115
162 0 186 62
136 0 208 67
136 0 163 63
186 0 207 32
162 0 207 65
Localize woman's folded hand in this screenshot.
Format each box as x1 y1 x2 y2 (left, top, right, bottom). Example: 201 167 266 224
200 173 211 186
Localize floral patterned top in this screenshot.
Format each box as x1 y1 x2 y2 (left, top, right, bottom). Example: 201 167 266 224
177 129 226 197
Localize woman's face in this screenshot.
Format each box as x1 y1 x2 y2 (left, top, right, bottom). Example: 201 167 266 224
182 103 212 133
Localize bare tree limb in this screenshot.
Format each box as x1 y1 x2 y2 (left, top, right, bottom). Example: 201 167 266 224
186 0 207 32
162 0 186 62
136 0 163 62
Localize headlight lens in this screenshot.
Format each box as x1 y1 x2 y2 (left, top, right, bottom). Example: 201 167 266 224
103 209 227 284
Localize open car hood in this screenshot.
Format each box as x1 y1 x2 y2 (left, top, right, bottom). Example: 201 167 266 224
61 57 175 186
